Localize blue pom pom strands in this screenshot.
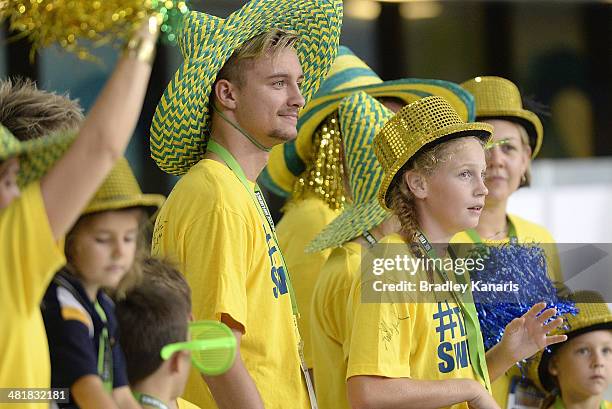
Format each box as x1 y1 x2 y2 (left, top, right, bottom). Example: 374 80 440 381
467 243 578 352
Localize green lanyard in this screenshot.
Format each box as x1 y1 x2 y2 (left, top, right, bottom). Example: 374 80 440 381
206 140 299 316
133 392 170 409
206 141 319 409
362 230 378 247
554 396 605 409
93 301 113 392
414 231 492 392
465 217 518 244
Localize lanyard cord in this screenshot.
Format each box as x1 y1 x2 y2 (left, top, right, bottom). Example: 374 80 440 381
362 230 378 247
465 217 518 244
414 230 492 392
94 301 113 392
206 140 298 316
133 392 170 409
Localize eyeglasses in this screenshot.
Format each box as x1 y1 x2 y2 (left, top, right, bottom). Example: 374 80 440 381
160 320 237 376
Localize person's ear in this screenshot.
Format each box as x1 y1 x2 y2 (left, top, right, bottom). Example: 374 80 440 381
548 356 559 376
404 170 428 200
213 79 238 110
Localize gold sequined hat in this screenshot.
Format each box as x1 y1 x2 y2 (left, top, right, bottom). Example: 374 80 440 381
461 76 543 158
260 46 477 197
374 96 493 211
82 157 164 217
307 91 393 252
150 0 343 176
0 124 75 187
530 290 612 392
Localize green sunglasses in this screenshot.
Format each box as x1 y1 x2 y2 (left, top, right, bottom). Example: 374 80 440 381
160 320 237 376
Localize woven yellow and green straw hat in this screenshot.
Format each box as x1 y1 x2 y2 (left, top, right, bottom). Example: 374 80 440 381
461 76 543 158
0 124 76 187
82 157 164 216
260 46 477 197
529 290 612 392
150 0 343 176
306 91 394 252
374 96 493 211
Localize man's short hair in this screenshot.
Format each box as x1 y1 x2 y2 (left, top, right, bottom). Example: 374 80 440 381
0 78 84 141
116 257 191 385
215 28 300 88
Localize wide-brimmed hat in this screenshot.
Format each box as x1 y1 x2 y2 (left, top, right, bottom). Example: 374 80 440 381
531 290 612 392
150 0 343 176
259 46 476 197
374 96 493 211
0 124 75 187
461 76 543 158
82 157 164 217
306 91 393 252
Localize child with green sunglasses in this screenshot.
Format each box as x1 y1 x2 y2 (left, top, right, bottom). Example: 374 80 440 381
116 258 236 409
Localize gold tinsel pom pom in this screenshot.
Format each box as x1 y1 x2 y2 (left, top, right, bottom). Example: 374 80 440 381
2 0 189 61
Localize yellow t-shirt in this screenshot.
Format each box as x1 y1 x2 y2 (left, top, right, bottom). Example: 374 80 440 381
177 397 201 409
152 159 309 409
0 182 66 407
310 242 362 409
276 195 340 368
346 233 481 409
452 213 562 409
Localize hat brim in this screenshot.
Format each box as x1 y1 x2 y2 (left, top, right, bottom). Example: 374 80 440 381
17 130 76 187
83 194 165 218
476 109 543 158
306 196 388 253
537 319 612 392
151 1 342 176
263 79 476 196
378 124 493 211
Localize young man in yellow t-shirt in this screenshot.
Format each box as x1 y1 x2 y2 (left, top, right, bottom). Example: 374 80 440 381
0 20 159 408
149 2 342 408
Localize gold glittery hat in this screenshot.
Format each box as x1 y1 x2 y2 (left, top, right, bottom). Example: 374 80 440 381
374 96 493 211
82 157 164 217
461 76 543 158
0 124 76 187
530 290 612 392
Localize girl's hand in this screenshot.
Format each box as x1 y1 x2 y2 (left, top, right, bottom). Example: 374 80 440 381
500 302 567 362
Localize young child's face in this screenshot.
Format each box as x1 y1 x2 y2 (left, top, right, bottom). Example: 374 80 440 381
0 157 21 209
550 330 612 399
419 137 488 235
71 209 141 290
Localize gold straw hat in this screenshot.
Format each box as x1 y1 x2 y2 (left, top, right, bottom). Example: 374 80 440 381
0 124 75 187
306 91 393 252
461 76 543 158
82 157 165 216
530 290 612 392
374 96 493 211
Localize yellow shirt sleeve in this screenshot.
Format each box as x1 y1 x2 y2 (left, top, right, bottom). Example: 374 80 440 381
0 181 66 316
